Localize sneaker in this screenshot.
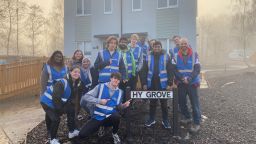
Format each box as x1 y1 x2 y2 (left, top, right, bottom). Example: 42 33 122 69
68 129 80 139
180 118 192 124
190 124 200 133
50 138 60 144
112 133 121 144
97 126 105 137
145 119 156 127
162 120 171 129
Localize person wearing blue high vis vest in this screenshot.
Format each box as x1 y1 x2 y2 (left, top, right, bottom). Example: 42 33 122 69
40 66 81 144
40 51 68 96
173 38 201 133
118 43 136 103
94 36 126 83
169 35 181 57
128 34 143 90
141 41 174 129
78 72 131 144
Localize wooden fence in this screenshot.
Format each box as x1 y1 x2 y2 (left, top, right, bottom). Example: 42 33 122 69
0 58 46 100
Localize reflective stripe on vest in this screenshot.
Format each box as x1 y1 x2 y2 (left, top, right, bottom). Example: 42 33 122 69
131 45 141 63
94 83 122 120
176 52 200 84
45 64 67 87
121 51 133 79
40 79 71 109
99 50 120 83
147 54 168 89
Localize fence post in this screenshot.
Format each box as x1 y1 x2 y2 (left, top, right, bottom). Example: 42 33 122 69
125 86 132 142
173 88 180 136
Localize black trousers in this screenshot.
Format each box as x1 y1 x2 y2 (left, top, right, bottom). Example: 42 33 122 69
79 112 121 138
119 79 132 102
41 103 76 140
149 99 168 121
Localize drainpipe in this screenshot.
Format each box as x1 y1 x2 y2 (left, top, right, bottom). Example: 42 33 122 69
121 0 123 37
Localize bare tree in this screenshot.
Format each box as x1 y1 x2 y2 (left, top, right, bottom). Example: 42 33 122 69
25 5 45 56
232 0 256 66
48 0 64 53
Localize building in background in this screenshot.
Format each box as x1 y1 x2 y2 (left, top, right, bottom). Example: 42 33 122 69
64 0 197 61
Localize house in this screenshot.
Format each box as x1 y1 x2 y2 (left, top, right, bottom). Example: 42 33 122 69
64 0 197 61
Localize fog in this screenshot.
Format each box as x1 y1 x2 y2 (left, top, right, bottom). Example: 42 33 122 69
197 0 256 68
0 0 256 67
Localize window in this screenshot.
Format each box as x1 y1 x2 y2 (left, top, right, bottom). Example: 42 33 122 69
132 0 142 12
75 41 92 56
157 0 178 9
104 0 112 14
76 0 91 16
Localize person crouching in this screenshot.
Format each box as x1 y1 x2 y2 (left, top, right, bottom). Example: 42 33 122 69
79 72 131 144
40 65 81 144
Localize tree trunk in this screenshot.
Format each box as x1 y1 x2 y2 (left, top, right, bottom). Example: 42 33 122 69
7 1 12 56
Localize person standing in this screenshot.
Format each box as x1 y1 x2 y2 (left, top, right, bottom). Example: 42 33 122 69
128 34 143 90
141 41 174 129
137 37 149 62
94 36 126 83
174 38 201 133
118 43 136 102
169 35 181 57
40 51 68 95
71 49 84 67
40 66 81 144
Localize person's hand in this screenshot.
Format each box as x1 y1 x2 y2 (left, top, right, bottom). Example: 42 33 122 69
143 85 147 90
99 99 110 105
166 85 173 91
184 77 189 84
122 99 132 108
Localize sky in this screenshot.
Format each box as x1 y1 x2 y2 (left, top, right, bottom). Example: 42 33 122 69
198 0 232 16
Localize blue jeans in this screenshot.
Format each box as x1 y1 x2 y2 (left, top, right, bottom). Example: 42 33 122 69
178 83 201 125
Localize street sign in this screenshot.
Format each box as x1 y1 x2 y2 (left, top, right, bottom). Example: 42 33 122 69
131 91 173 99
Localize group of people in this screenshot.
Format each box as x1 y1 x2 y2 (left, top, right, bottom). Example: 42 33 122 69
39 34 201 144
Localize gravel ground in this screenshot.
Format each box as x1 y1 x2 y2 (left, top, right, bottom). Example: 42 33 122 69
26 68 256 144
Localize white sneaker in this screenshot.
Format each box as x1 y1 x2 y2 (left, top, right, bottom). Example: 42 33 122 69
112 133 121 144
50 138 60 144
190 124 200 133
68 129 79 139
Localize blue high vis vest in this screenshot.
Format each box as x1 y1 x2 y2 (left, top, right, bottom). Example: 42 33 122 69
121 51 133 79
45 64 68 89
80 68 92 88
138 43 149 61
98 50 121 83
176 52 200 85
129 44 142 64
147 54 168 89
170 46 179 60
40 79 71 109
93 83 123 121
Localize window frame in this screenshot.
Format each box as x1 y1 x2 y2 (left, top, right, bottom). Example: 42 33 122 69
157 0 178 9
132 0 142 12
76 0 92 16
75 41 92 56
104 0 113 14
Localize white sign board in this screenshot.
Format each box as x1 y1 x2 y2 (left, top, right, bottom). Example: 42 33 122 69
131 91 173 99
